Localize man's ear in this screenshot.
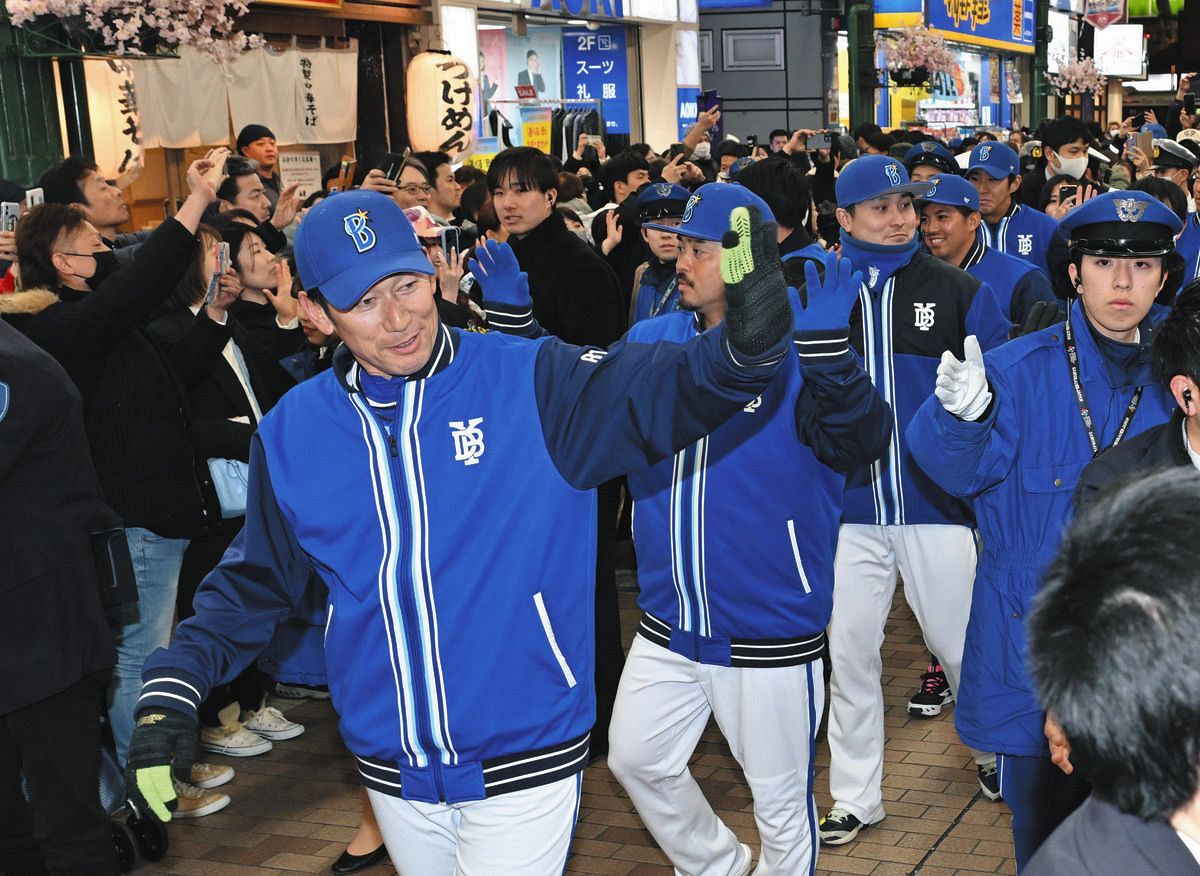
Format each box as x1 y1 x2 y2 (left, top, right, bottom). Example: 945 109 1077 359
217 199 232 214
835 206 853 235
1170 375 1197 415
298 291 336 336
967 212 982 234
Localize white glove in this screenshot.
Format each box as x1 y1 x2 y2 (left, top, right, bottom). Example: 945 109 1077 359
934 335 992 422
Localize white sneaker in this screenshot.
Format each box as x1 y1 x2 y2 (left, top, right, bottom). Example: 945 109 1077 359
733 842 753 876
200 722 274 757
171 778 231 818
189 762 235 789
275 682 331 700
242 705 305 741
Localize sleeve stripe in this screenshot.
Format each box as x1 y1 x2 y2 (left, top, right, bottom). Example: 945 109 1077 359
137 691 199 711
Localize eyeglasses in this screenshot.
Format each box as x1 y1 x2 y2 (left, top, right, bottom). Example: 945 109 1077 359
398 184 433 195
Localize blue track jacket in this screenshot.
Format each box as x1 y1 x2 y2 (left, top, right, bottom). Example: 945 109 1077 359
977 201 1058 279
140 321 785 804
625 303 891 665
906 300 1173 755
960 239 1056 324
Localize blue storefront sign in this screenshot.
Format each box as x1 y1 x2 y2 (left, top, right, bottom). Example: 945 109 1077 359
677 87 700 141
562 26 631 135
531 0 624 16
927 0 1035 54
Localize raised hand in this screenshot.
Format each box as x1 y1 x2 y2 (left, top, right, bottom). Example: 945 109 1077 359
720 204 790 357
934 335 991 421
798 250 862 333
468 239 529 308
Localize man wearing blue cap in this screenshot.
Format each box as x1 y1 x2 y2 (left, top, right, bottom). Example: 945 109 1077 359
816 155 1011 846
607 182 891 875
903 141 960 183
629 181 689 322
966 141 1059 279
122 189 796 873
919 173 1057 323
908 189 1183 868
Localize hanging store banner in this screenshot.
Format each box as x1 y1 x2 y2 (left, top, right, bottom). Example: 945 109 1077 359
562 26 631 134
927 0 1036 54
677 87 700 141
1084 0 1126 29
407 51 477 160
84 58 144 186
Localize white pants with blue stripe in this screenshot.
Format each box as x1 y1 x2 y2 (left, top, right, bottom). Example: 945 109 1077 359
609 635 824 876
367 773 581 875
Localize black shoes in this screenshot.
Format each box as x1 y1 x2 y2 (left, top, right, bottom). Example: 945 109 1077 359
331 844 389 875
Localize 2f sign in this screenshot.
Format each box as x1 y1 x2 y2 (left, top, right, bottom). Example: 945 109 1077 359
577 35 596 51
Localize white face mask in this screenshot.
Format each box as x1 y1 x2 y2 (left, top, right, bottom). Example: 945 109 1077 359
1054 153 1089 180
692 142 711 161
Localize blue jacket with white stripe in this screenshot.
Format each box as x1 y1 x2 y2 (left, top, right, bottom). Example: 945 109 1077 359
139 321 784 804
1177 212 1199 295
842 250 1012 526
906 299 1174 755
959 239 1057 324
625 303 891 665
977 201 1058 278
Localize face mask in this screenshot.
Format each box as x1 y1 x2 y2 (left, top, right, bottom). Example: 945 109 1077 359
1107 127 1120 139
84 249 121 291
692 142 711 161
1054 154 1089 180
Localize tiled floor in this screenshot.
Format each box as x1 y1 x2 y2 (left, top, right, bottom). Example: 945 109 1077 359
141 584 1014 876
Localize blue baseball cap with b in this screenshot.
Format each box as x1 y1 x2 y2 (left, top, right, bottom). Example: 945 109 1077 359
643 182 775 241
965 142 1019 180
835 155 932 208
915 173 980 212
294 190 434 310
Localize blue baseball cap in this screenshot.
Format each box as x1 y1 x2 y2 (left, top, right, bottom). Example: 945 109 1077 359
644 182 775 241
915 173 980 212
1059 190 1183 257
835 155 931 208
1143 123 1168 140
965 142 1020 180
294 190 434 310
903 142 959 176
634 182 691 222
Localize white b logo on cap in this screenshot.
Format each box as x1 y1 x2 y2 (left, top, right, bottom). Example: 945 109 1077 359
979 144 992 161
343 209 377 253
884 163 902 186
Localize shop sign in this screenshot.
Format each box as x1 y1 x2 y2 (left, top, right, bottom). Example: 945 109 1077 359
927 0 1035 54
677 86 700 141
84 58 144 187
520 106 554 152
562 26 631 134
278 151 324 201
464 139 501 171
875 0 923 28
407 51 477 159
1084 0 1126 29
529 0 624 17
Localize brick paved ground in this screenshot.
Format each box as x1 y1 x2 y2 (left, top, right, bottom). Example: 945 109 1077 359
141 583 1013 876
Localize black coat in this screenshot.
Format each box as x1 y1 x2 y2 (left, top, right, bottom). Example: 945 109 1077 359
0 320 117 713
0 219 229 538
1074 409 1192 510
147 308 296 463
508 210 625 348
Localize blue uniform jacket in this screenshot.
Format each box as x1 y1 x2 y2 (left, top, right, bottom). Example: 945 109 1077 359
842 251 1011 526
961 240 1056 324
978 201 1058 279
906 300 1174 755
630 258 680 324
140 322 784 804
1177 212 1200 293
625 302 891 665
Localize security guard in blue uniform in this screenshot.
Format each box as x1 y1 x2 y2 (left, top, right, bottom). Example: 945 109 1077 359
629 182 690 323
903 141 960 183
907 190 1184 870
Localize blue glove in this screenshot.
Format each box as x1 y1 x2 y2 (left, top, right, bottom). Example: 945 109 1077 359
467 240 530 309
798 250 862 334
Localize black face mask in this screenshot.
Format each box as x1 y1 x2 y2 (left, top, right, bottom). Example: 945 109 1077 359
84 249 121 290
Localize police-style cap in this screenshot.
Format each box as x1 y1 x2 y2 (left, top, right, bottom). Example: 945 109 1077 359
1152 139 1198 171
904 141 958 176
915 173 979 212
644 182 774 241
295 190 434 310
635 182 691 221
1059 190 1184 258
966 142 1020 180
835 155 931 208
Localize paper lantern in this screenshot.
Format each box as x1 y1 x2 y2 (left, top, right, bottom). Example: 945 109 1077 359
84 58 145 187
407 51 476 159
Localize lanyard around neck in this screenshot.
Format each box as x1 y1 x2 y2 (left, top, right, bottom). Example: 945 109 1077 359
1063 316 1143 458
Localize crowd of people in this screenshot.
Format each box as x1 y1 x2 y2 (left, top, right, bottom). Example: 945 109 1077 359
2 89 1200 876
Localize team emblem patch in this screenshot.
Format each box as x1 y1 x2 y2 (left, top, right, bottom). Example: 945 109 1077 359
1018 234 1033 255
1114 198 1148 223
343 209 377 253
914 302 936 331
449 418 485 466
654 183 674 197
0 381 8 424
743 396 762 413
884 162 902 186
867 266 880 289
682 193 701 223
979 144 992 161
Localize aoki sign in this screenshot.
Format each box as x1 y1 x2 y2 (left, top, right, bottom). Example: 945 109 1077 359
528 0 625 17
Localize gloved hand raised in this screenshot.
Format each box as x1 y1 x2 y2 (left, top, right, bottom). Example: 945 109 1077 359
124 710 198 823
935 335 992 421
720 205 791 358
467 240 530 310
798 250 861 334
